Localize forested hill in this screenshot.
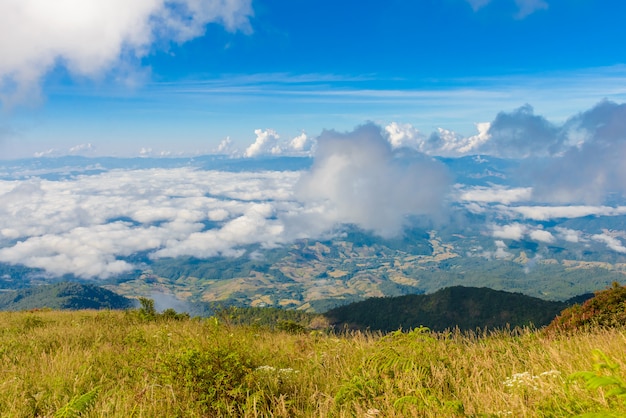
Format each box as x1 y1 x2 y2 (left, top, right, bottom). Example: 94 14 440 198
0 282 136 311
324 286 589 332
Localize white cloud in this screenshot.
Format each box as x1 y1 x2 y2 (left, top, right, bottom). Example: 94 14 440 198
207 208 230 222
0 167 302 278
505 205 626 221
242 130 316 157
555 227 583 243
33 149 58 158
529 229 555 244
492 223 527 240
592 233 626 254
384 122 424 149
459 186 532 204
68 143 95 155
295 124 451 237
457 122 492 154
384 123 491 157
530 101 626 204
244 129 282 158
289 132 314 154
0 0 253 107
214 137 237 155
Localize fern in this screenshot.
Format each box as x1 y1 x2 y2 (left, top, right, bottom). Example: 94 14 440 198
570 350 626 417
571 349 626 399
54 387 99 418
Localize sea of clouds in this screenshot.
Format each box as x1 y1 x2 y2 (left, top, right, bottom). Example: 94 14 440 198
2 116 626 279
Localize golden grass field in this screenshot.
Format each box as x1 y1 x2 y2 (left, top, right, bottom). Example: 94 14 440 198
0 309 625 417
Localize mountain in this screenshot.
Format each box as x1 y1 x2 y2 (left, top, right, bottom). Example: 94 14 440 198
0 282 136 311
323 286 587 332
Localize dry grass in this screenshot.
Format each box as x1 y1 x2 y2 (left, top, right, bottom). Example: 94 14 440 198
0 310 624 417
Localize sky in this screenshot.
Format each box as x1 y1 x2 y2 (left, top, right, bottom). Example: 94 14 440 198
2 0 626 280
1 0 626 158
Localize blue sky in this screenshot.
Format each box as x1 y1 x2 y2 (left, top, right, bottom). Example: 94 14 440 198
1 0 626 158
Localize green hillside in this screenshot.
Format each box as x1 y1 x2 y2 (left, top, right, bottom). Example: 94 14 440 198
324 286 583 332
0 282 135 311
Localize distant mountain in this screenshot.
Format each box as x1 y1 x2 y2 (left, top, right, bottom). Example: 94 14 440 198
0 282 136 311
324 286 588 332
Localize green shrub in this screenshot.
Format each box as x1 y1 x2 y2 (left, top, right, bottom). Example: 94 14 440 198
159 346 254 415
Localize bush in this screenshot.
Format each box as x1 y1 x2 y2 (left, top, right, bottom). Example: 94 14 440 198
159 346 254 415
548 282 626 332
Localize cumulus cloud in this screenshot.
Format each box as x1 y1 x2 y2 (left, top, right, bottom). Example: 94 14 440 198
244 129 282 158
384 122 425 149
451 100 626 205
384 122 490 156
289 132 315 154
492 223 527 240
214 137 237 155
424 126 490 156
529 229 555 243
243 130 316 157
531 101 626 204
477 104 561 158
294 123 451 237
0 0 253 107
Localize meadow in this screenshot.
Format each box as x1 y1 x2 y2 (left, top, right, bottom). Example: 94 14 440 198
0 307 625 417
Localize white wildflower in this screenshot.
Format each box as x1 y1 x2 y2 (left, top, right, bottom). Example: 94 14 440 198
256 365 276 372
504 370 562 391
539 370 561 378
365 408 380 417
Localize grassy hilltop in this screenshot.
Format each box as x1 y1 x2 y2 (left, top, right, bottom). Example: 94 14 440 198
2 295 626 417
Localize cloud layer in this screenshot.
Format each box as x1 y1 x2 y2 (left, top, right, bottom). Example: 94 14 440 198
0 127 452 277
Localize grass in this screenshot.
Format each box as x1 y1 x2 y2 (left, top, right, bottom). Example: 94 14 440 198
0 310 624 417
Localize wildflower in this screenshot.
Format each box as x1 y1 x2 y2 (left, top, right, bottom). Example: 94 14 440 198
503 372 540 390
255 365 299 374
503 370 562 391
539 370 561 378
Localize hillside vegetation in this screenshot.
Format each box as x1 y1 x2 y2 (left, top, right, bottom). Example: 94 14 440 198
1 306 625 417
324 286 579 332
548 282 626 332
0 282 135 311
0 282 590 332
